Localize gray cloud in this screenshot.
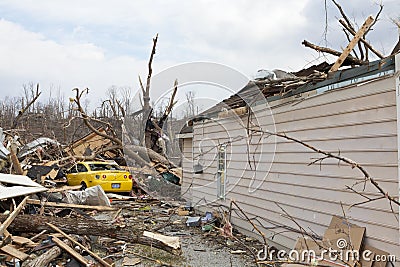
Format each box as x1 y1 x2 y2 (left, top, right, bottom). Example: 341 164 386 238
0 0 397 108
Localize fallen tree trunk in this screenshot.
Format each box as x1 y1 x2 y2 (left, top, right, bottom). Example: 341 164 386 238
22 246 61 267
2 214 180 254
124 144 177 168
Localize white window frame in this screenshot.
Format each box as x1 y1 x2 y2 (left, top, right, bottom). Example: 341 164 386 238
217 145 227 199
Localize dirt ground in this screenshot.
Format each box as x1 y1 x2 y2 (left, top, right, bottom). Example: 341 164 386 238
93 198 262 267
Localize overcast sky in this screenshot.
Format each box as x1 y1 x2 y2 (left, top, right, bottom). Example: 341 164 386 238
0 0 398 111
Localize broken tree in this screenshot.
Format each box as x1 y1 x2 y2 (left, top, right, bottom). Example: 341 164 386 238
2 214 181 254
69 34 179 171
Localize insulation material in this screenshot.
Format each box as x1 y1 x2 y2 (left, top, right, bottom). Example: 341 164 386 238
63 185 111 207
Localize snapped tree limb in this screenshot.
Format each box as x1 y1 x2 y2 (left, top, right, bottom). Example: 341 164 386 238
302 40 368 66
250 128 400 207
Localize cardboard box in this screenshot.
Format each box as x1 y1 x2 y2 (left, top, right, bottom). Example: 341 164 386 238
293 237 349 267
360 244 389 267
323 216 366 267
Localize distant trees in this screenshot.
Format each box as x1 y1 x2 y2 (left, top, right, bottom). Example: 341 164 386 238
0 83 123 144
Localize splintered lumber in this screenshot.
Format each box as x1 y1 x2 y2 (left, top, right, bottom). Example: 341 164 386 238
1 214 180 254
0 196 29 237
47 185 82 193
338 18 384 59
30 230 47 241
47 223 111 267
0 244 29 261
23 246 61 267
27 199 116 211
329 16 375 72
1 230 12 247
51 236 90 266
11 236 37 247
9 145 23 175
143 231 180 249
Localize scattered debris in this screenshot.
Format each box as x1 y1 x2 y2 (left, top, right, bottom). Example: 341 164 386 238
143 231 180 250
0 174 47 199
122 256 141 266
26 198 116 211
186 217 201 227
17 137 60 161
0 3 398 266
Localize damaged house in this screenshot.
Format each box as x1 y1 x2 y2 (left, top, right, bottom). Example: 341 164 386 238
178 53 400 262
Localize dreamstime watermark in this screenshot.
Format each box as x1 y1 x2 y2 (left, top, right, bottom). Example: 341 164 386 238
257 239 397 264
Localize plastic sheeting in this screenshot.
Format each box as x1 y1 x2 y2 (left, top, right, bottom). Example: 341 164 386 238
63 185 111 207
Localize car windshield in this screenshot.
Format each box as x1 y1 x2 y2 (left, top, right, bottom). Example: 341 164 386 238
88 163 122 171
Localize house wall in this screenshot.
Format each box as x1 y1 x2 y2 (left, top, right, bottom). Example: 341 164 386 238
181 137 193 201
183 74 400 259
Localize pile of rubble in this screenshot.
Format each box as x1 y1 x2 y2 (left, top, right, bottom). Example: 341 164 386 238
0 127 257 266
0 174 260 266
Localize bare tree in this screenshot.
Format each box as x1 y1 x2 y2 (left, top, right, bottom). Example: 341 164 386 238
69 34 179 169
390 17 400 55
185 91 196 118
13 83 41 129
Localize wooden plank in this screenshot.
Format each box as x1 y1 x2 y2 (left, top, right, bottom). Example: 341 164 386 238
329 16 374 72
30 230 47 241
1 230 12 247
143 231 180 249
46 223 112 267
338 18 384 59
47 185 82 193
0 196 29 236
11 236 37 247
0 244 29 261
27 199 116 211
51 236 89 266
9 147 23 175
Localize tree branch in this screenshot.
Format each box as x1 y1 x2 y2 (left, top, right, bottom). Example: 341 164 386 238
253 129 400 207
159 79 178 127
12 83 41 128
72 88 123 147
143 33 158 111
302 40 367 65
331 0 356 32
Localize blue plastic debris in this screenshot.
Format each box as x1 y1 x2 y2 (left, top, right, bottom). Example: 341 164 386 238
186 216 201 227
201 212 213 224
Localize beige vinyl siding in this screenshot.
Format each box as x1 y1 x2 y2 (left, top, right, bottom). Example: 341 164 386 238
189 75 399 258
181 137 193 201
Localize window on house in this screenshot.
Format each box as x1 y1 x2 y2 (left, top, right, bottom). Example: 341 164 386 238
217 145 226 199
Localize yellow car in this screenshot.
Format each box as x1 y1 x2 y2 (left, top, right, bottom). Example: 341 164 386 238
66 161 133 192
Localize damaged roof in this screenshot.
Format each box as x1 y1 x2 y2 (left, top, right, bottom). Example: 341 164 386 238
17 137 60 159
195 56 395 120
